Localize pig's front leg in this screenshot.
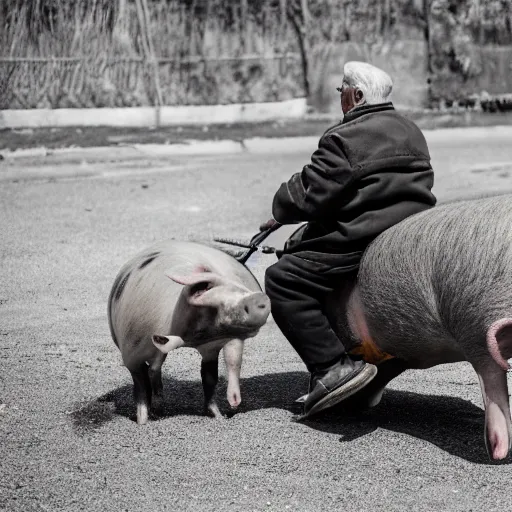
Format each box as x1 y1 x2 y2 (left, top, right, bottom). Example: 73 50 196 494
129 363 152 425
197 345 223 419
148 352 167 417
223 338 244 409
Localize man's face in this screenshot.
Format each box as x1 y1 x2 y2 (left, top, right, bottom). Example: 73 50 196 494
338 82 365 114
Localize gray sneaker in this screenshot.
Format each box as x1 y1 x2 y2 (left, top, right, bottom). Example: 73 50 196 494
302 356 378 418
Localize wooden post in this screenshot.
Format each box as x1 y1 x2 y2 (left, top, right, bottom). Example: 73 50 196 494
287 0 311 98
136 0 163 126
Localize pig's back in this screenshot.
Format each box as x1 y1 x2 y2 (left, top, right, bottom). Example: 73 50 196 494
357 194 512 365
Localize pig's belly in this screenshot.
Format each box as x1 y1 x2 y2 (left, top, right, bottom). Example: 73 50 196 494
353 285 467 369
367 319 468 369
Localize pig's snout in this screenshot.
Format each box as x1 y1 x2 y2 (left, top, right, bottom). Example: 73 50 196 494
241 292 271 326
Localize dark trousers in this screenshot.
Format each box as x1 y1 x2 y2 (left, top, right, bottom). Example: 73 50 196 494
264 252 360 373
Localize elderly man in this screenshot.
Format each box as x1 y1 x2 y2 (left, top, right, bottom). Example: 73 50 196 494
262 61 437 417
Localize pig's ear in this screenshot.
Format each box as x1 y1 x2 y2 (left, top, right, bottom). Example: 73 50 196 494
166 271 215 286
165 265 218 286
166 268 225 306
152 334 185 353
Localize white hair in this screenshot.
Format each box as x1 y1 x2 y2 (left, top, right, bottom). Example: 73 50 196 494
342 61 393 105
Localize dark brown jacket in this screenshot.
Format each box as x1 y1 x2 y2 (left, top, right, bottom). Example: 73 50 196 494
272 102 437 263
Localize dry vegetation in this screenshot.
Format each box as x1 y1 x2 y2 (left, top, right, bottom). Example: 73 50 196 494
1 0 512 109
0 0 305 108
0 0 427 109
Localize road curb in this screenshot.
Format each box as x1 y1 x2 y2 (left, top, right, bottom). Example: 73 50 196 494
0 136 321 162
132 140 245 156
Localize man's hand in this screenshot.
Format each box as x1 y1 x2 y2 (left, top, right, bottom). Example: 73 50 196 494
259 218 278 232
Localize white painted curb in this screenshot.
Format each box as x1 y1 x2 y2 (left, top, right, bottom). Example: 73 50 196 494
0 98 307 129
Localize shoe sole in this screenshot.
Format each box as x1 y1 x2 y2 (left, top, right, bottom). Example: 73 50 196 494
301 363 378 419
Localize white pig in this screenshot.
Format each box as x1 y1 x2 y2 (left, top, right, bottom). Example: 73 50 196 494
108 240 270 424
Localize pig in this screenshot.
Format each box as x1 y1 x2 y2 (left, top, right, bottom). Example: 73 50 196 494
322 194 512 460
108 240 271 425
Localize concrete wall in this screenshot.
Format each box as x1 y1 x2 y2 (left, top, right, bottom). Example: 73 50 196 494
432 45 512 102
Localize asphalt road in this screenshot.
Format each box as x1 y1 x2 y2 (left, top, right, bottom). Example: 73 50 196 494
2 126 512 512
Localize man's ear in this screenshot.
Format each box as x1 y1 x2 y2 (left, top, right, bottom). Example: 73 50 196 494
355 88 365 105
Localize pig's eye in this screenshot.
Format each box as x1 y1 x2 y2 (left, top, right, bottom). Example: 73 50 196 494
190 281 212 297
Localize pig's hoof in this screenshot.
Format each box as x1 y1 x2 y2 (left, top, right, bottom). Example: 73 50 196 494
226 403 243 419
366 387 385 408
136 404 149 425
343 386 386 411
136 416 148 425
205 404 224 420
151 397 164 417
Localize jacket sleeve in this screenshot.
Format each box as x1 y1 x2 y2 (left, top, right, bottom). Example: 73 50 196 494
271 135 354 224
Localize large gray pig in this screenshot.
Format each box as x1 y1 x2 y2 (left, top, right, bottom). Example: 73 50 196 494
324 194 512 461
108 241 271 425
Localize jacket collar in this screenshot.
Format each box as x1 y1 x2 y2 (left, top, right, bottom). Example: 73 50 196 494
342 102 395 124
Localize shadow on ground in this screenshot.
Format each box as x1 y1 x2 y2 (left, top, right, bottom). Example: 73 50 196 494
70 371 507 465
70 371 309 433
306 389 509 465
